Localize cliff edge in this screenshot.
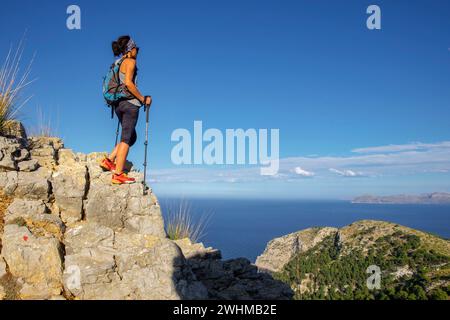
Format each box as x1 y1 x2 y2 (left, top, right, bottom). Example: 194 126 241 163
0 124 293 300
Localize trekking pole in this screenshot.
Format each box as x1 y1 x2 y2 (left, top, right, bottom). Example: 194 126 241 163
142 98 151 195
112 104 120 147
114 119 120 147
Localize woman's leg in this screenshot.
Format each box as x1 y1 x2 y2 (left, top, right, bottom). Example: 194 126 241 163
109 104 124 162
109 144 119 162
115 102 139 174
115 142 130 174
109 128 135 162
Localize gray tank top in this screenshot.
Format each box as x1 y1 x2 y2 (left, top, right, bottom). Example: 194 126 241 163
116 58 141 107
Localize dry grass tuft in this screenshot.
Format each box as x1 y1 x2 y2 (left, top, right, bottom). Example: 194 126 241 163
0 37 34 135
165 200 212 243
28 106 58 137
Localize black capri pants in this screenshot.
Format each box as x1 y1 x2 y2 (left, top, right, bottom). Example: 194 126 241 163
115 100 140 147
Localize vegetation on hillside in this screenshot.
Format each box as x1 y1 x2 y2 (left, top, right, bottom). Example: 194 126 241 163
273 224 450 300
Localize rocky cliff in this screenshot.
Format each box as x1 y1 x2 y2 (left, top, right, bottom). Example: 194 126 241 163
0 125 293 300
256 221 450 300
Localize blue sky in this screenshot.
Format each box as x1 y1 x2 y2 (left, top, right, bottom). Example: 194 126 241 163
1 0 450 199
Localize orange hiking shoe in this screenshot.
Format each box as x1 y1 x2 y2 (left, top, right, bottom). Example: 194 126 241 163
100 157 116 172
112 172 136 185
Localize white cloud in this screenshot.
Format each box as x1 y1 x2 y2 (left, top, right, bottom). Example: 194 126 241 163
329 168 364 177
150 140 450 183
293 167 315 177
352 141 450 154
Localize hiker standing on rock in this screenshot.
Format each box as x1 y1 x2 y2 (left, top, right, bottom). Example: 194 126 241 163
101 35 152 184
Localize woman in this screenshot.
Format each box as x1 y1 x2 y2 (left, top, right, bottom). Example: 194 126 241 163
100 35 152 184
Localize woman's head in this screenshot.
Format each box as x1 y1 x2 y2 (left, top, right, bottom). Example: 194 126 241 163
112 35 139 58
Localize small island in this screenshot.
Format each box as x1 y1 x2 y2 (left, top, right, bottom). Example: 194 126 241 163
352 192 450 204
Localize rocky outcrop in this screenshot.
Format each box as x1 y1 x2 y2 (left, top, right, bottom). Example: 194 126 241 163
256 220 450 300
255 227 338 273
0 127 292 300
175 239 293 300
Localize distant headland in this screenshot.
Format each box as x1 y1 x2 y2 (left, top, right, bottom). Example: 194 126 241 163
352 192 450 204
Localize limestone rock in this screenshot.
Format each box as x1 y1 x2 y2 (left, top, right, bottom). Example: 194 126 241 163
15 148 30 162
52 156 87 225
84 174 165 237
114 231 207 300
28 136 63 151
0 151 16 171
27 136 63 170
0 171 18 194
0 120 27 140
64 222 114 255
0 133 294 300
14 168 51 201
57 148 78 166
1 224 63 299
18 159 39 172
63 223 118 299
0 168 51 201
0 256 6 278
255 227 338 273
63 223 207 300
6 199 47 217
174 238 221 260
186 255 293 300
4 200 65 241
0 136 22 171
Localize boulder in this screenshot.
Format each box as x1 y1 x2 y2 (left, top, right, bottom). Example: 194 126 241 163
84 173 165 237
27 136 63 171
1 224 63 299
52 154 87 225
0 150 17 171
6 199 47 217
63 223 208 300
4 200 65 241
28 137 63 151
0 168 51 201
174 238 221 260
63 223 119 299
114 230 208 300
18 159 39 172
0 136 22 171
14 168 51 201
0 171 18 195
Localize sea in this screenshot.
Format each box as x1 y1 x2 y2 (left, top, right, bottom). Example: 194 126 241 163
159 198 450 262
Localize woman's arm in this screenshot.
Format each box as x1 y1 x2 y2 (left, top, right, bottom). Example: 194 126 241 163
122 58 146 104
